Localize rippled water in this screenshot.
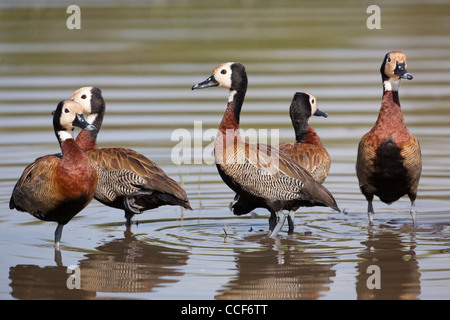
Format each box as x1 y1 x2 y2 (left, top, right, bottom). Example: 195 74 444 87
1 0 450 300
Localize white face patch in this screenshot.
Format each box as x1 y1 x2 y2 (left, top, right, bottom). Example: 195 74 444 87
59 104 82 130
59 107 74 128
307 92 318 115
71 87 93 114
213 62 234 89
57 101 84 134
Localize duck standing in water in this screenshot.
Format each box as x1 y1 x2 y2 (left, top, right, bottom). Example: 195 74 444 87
356 51 421 227
71 87 192 226
278 92 331 233
10 100 98 249
192 62 340 237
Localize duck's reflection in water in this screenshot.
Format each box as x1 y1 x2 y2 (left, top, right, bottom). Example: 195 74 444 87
9 262 96 299
356 227 421 299
215 234 336 300
9 228 189 299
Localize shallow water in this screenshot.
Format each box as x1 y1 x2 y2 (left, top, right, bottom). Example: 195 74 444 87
1 0 450 300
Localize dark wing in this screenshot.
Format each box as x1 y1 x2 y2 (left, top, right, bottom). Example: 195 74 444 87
9 155 61 215
400 134 422 195
85 148 189 204
218 141 339 211
356 133 377 197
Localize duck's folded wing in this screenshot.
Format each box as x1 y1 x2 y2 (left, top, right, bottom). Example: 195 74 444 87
222 142 339 211
86 148 189 202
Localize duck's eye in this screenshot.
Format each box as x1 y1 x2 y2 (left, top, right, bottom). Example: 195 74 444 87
64 108 70 114
311 98 315 104
221 69 227 75
81 94 87 99
387 57 392 63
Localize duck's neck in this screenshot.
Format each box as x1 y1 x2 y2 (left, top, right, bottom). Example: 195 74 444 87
76 112 103 151
383 77 401 93
292 119 324 147
291 116 309 143
381 88 401 109
303 126 324 147
76 129 98 151
218 88 246 134
215 87 247 162
59 136 88 166
376 88 404 126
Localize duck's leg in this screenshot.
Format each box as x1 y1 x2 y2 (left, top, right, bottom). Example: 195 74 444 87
410 199 417 228
124 210 138 226
54 223 64 250
287 211 295 235
123 194 148 226
268 211 277 231
268 211 286 238
367 199 374 227
407 192 418 228
124 195 146 215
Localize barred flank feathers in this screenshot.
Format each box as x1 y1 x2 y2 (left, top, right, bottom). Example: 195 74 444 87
93 166 146 203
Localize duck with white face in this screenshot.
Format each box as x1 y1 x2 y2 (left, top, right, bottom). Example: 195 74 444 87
10 100 98 249
357 51 421 228
70 86 192 226
193 62 340 237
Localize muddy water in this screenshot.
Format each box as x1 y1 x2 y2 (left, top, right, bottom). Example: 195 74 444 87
1 1 450 300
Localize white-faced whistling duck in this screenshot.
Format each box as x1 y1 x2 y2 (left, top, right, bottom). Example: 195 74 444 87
278 92 331 233
9 100 98 249
192 62 340 237
71 87 192 225
356 51 421 227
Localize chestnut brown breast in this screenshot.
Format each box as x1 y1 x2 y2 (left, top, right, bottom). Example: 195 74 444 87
10 115 97 225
